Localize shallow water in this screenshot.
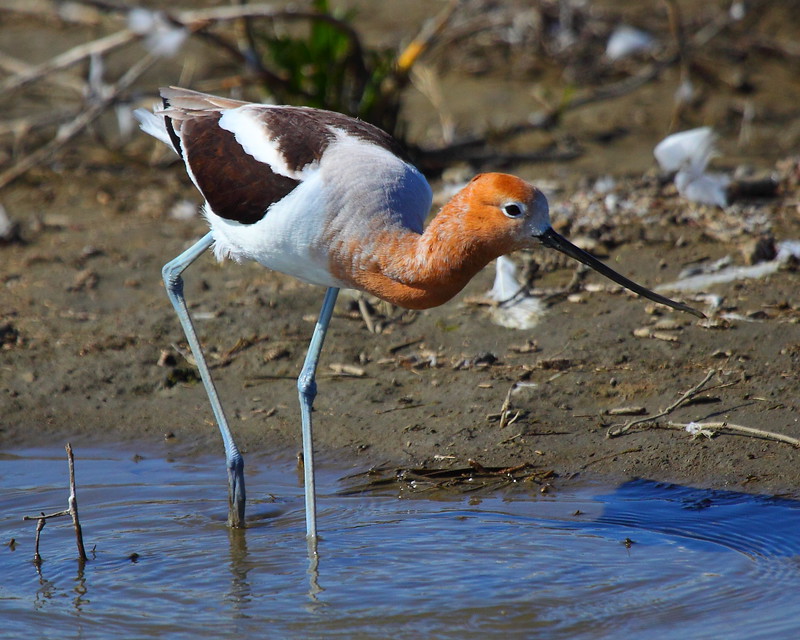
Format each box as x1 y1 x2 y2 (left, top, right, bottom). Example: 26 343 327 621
1 447 799 639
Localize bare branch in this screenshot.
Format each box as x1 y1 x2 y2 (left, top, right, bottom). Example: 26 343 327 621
22 443 89 564
0 53 157 190
0 51 85 93
607 369 718 438
666 421 800 449
0 29 137 93
66 443 88 562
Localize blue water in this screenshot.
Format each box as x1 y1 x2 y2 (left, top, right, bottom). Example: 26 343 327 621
1 447 799 639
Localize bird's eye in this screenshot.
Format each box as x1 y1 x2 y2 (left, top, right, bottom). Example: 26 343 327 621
502 202 525 218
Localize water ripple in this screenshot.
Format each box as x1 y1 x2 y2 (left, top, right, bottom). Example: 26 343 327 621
1 449 799 639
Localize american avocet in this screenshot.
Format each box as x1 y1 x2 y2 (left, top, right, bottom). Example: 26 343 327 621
135 87 702 538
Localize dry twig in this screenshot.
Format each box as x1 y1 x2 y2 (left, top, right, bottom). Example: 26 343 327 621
606 369 718 438
665 421 800 448
487 383 522 428
606 370 800 450
0 53 157 191
357 295 377 334
23 443 88 565
0 51 86 93
66 443 88 562
0 29 137 93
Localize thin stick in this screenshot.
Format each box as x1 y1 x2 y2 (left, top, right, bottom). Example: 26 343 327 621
0 53 157 190
175 5 355 26
23 444 88 563
66 443 88 562
395 0 459 75
666 421 800 448
33 517 45 567
24 509 69 566
23 510 70 521
0 29 137 93
604 370 798 450
607 369 718 438
498 383 519 428
357 295 377 334
0 109 77 137
0 51 85 93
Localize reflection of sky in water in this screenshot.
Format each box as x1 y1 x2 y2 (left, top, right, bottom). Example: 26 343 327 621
1 448 799 639
592 478 800 558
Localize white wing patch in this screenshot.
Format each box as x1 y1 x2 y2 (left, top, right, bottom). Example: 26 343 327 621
218 106 319 180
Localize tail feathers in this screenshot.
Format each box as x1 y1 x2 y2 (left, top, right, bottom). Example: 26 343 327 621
133 106 178 153
134 87 252 155
159 86 249 114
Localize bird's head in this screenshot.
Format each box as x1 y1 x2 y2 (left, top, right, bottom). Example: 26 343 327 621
457 173 552 251
460 172 704 318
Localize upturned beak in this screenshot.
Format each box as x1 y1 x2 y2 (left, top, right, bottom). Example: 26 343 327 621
539 227 705 319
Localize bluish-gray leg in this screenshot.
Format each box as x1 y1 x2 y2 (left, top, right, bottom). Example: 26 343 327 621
162 231 246 528
298 287 339 541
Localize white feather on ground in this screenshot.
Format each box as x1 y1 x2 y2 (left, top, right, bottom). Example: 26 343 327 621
486 256 546 330
654 127 730 207
656 240 800 292
605 25 656 61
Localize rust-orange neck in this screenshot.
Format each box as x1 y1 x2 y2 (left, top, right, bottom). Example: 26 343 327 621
341 194 512 310
328 173 538 309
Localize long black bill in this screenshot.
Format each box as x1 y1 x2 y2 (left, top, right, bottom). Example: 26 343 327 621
539 227 705 319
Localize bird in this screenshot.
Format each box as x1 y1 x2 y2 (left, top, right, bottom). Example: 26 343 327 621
135 86 703 539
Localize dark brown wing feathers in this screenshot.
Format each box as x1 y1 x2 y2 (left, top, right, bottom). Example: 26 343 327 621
180 114 299 225
162 88 407 225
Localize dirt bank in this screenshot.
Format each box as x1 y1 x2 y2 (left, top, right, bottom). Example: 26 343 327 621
1 1 799 498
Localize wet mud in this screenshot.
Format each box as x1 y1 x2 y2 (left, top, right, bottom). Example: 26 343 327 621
1 1 799 498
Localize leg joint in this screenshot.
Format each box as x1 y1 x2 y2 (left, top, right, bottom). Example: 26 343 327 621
162 260 184 292
297 370 317 401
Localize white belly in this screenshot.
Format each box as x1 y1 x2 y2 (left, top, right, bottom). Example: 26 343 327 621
204 169 346 287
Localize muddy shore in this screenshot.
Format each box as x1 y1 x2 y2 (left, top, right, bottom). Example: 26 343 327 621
1 2 800 499
3 155 799 498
